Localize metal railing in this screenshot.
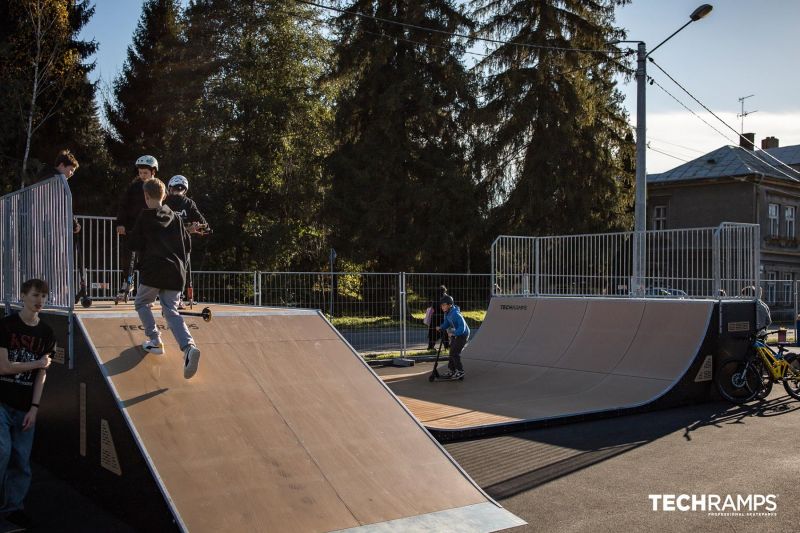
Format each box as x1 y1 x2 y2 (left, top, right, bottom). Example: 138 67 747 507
75 215 121 301
1 176 74 310
491 223 760 299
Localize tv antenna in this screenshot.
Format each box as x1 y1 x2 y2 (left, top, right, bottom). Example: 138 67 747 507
737 94 758 134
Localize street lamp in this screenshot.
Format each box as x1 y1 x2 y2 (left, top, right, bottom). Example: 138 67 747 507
613 4 713 295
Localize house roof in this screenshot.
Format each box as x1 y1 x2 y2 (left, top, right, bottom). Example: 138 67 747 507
648 143 800 184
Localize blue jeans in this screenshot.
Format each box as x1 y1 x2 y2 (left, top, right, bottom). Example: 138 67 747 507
0 403 35 513
135 284 195 350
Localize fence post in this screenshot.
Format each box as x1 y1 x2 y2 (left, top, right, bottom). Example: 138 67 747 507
712 228 721 297
253 271 258 306
534 238 540 296
400 272 406 357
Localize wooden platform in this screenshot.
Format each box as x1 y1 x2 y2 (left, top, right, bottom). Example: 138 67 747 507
383 297 716 433
74 305 523 532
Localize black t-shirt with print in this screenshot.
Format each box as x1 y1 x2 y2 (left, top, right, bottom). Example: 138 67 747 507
0 313 55 411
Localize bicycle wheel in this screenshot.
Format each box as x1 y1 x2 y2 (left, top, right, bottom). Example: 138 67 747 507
782 366 800 400
755 358 773 400
716 356 763 404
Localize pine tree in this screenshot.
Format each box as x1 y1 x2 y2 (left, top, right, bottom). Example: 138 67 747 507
177 0 334 271
326 0 480 272
104 0 183 175
0 0 102 189
474 0 635 237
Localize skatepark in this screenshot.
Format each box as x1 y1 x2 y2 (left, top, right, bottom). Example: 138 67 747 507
1 177 794 532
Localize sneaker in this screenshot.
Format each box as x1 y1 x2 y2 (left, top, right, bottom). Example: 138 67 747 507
452 370 465 380
5 510 32 528
142 338 164 355
183 345 201 379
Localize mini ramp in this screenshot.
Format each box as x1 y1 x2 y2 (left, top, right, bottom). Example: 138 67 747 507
386 297 739 438
34 305 523 532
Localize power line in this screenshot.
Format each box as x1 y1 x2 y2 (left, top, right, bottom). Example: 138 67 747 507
647 136 705 154
647 142 688 163
295 0 625 55
281 5 624 89
648 75 798 183
648 57 800 179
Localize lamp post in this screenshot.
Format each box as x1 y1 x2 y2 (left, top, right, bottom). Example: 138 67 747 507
613 4 713 295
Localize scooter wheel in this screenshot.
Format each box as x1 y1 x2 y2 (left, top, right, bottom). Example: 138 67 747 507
428 375 435 382
81 297 92 308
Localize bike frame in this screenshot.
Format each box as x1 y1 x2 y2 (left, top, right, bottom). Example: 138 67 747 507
753 340 798 380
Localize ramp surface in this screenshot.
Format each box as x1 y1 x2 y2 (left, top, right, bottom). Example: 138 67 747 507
77 305 523 532
386 297 715 433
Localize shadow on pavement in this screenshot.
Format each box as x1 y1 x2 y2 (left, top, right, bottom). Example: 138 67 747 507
445 396 798 500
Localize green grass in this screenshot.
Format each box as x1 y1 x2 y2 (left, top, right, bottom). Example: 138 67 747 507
331 309 486 330
364 348 440 360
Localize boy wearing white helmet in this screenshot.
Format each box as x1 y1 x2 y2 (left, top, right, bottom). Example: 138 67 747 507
114 156 159 300
165 175 209 233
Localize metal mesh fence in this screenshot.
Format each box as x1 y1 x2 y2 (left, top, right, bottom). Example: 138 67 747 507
492 223 760 299
1 177 74 309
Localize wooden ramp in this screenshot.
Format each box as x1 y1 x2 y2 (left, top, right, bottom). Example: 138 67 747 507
50 305 523 532
385 297 722 437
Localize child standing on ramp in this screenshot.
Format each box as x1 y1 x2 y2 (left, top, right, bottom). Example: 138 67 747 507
128 178 201 379
436 295 470 380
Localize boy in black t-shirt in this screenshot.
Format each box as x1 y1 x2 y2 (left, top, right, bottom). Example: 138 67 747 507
0 279 54 528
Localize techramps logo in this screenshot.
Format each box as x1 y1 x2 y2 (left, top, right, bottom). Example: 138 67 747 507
648 494 778 517
499 304 528 311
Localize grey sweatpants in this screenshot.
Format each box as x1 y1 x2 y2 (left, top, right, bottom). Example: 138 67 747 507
135 284 194 350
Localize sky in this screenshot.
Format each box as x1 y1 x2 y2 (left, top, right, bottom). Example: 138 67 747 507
79 0 800 173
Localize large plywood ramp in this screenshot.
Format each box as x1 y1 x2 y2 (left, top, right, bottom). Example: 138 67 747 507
387 297 721 437
67 305 523 532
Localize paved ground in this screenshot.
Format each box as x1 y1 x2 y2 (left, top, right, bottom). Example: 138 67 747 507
445 390 800 533
15 390 800 532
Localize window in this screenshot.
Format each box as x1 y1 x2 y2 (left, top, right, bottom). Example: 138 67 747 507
766 272 777 304
786 206 796 239
769 203 779 236
653 206 667 231
782 276 792 305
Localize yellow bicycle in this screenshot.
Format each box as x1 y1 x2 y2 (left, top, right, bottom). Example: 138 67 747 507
716 333 800 404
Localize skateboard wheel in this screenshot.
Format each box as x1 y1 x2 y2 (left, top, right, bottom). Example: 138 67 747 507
81 297 92 308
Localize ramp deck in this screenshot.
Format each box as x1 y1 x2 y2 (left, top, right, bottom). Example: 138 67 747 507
66 304 523 532
384 297 717 435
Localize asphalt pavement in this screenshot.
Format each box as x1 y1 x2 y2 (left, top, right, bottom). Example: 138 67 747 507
445 390 800 533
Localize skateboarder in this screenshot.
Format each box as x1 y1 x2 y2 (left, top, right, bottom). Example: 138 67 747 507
115 155 158 302
128 178 201 379
0 279 54 529
436 295 470 380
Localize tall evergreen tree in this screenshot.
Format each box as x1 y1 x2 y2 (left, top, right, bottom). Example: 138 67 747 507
326 0 480 272
176 0 334 271
104 0 183 174
474 0 635 237
0 0 106 190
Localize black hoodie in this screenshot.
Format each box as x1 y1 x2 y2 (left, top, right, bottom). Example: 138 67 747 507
127 205 191 291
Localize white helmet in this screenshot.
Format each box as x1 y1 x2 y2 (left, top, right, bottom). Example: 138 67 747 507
168 175 189 190
135 155 159 170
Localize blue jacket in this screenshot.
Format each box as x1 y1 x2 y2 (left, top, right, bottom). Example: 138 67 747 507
439 305 470 337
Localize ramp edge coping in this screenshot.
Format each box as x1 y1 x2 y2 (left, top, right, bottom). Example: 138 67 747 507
332 502 526 533
74 315 189 532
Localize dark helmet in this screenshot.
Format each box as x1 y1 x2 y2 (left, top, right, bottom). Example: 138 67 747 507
440 295 454 306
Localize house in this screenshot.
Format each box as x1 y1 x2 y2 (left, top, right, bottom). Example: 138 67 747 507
647 134 800 316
